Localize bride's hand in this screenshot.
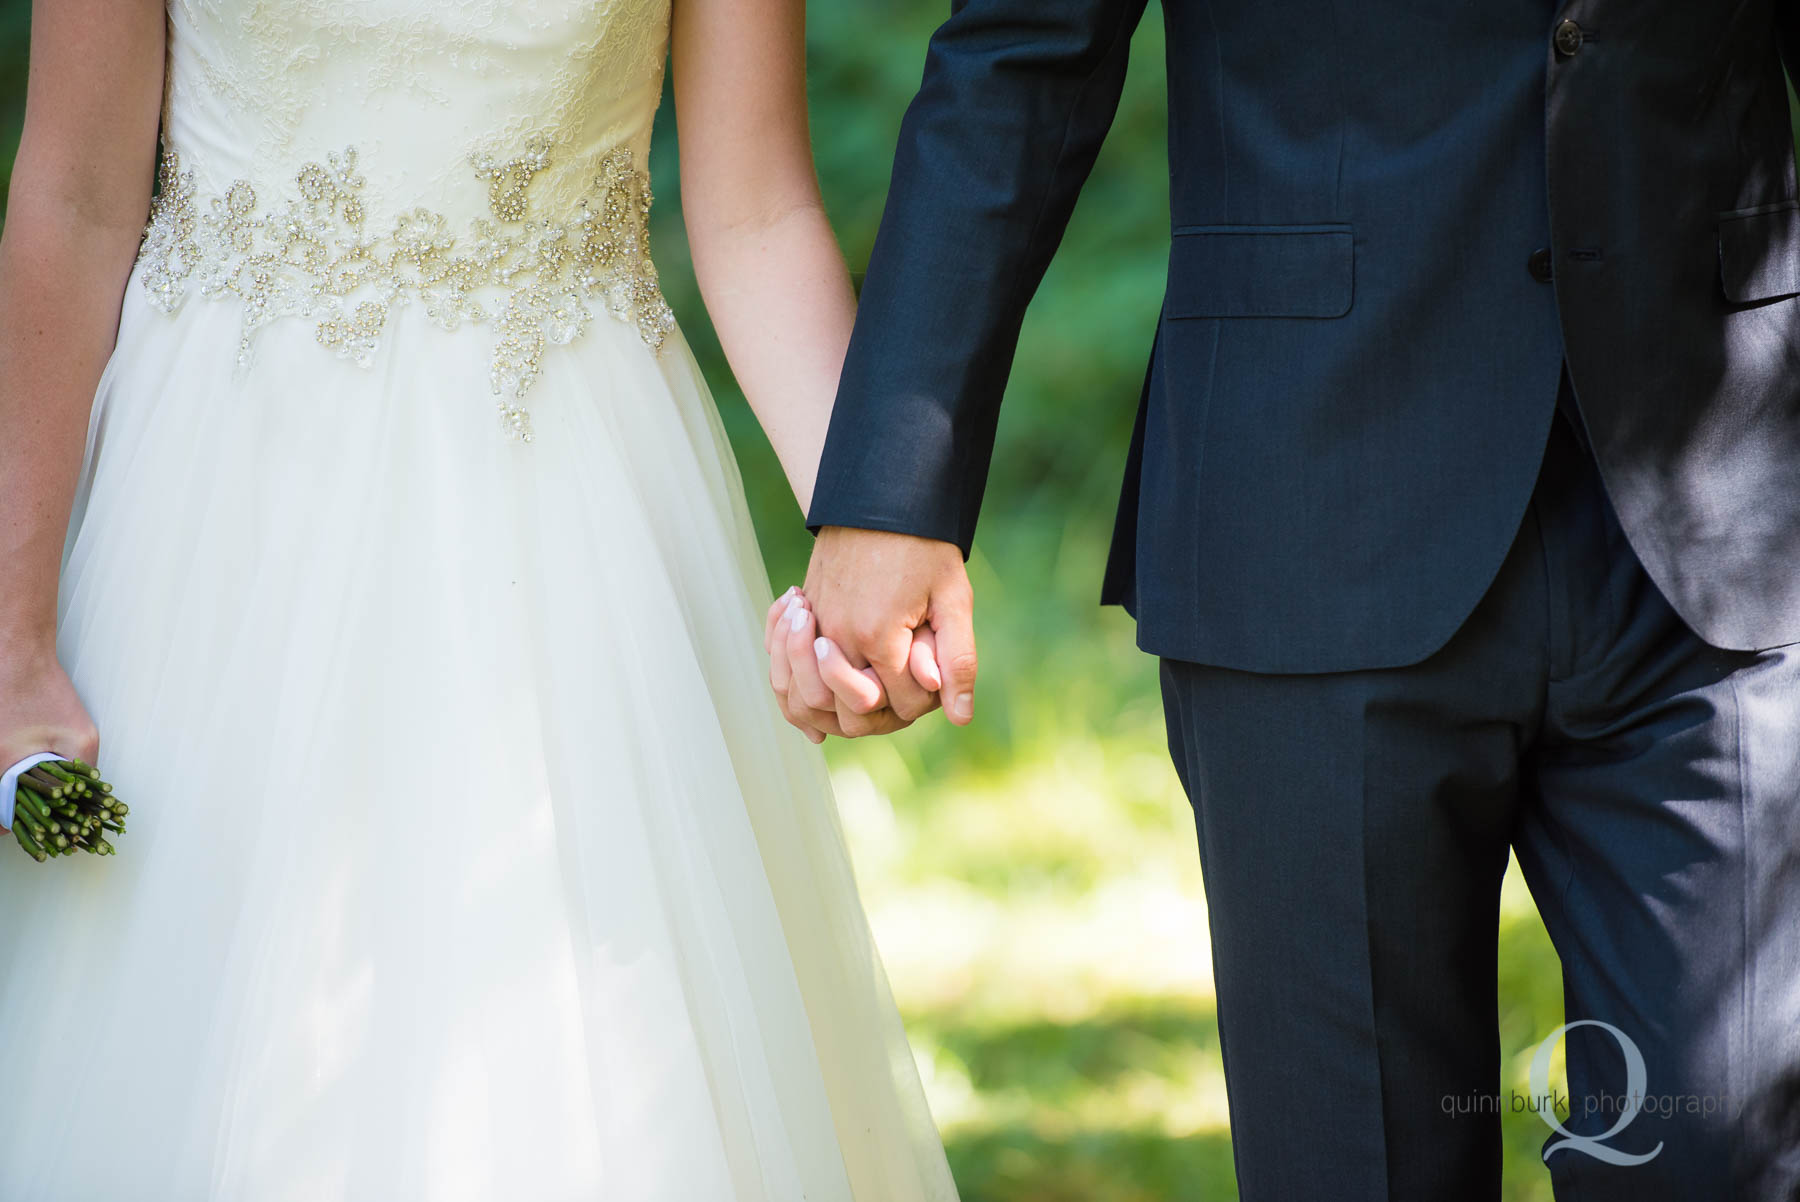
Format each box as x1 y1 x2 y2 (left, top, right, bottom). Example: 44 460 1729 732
770 590 908 740
0 641 100 828
765 589 941 740
766 589 835 743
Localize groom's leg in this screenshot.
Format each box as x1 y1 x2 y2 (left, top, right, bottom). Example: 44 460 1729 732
1159 493 1554 1201
1510 410 1800 1201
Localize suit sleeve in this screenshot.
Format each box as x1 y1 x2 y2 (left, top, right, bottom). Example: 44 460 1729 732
805 0 1152 555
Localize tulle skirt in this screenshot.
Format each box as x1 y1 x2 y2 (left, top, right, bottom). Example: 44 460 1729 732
0 273 957 1201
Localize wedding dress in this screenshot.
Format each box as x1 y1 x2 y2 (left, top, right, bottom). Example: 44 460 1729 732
0 2 958 1199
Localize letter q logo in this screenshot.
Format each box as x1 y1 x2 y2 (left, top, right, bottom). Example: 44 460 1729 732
1529 1020 1663 1166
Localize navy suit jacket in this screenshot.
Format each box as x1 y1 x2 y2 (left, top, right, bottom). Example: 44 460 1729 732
807 0 1800 673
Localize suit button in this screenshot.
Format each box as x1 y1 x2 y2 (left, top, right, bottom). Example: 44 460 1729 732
1554 18 1584 57
1529 248 1554 283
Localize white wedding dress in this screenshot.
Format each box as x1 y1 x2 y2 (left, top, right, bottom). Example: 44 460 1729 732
0 3 959 1199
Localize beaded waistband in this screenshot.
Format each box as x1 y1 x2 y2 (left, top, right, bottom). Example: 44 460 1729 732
135 139 677 442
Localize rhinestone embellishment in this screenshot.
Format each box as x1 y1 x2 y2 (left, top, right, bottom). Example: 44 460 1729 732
136 140 678 441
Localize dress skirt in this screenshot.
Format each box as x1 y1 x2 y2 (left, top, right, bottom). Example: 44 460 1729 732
0 270 958 1202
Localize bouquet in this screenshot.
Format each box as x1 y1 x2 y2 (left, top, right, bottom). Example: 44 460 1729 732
2 754 128 862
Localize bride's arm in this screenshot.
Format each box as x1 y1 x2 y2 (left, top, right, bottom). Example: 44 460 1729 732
0 0 163 764
670 0 855 516
0 0 164 651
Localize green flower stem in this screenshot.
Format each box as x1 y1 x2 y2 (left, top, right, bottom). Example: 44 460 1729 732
15 789 52 823
22 771 64 799
13 822 47 861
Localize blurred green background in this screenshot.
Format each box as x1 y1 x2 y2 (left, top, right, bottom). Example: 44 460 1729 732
11 4 1793 1199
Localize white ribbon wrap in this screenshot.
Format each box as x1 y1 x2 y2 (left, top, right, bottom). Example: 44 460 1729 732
1 752 70 833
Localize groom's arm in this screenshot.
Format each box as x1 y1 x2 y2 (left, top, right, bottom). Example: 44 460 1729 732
807 0 1151 551
788 0 1150 736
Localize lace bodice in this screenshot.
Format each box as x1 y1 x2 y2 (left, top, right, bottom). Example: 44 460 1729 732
140 0 677 439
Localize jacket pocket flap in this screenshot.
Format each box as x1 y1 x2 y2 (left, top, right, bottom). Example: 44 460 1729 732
1719 203 1800 304
1166 224 1354 318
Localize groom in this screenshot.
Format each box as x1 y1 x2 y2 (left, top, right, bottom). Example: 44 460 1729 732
780 1 1800 1198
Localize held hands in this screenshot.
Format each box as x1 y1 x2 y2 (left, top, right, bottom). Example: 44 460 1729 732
765 527 977 742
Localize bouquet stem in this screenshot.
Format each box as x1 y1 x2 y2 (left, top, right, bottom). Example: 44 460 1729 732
7 759 127 863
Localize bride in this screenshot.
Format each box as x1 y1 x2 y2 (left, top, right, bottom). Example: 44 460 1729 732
0 0 959 1198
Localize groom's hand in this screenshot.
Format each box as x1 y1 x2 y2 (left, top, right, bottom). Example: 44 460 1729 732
804 527 977 731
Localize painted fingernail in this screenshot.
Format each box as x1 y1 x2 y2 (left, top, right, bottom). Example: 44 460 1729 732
789 608 808 632
952 693 973 721
814 636 830 660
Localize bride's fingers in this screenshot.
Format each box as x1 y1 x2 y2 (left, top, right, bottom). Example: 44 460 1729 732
765 587 799 659
783 602 836 712
770 643 794 698
815 636 887 722
779 693 834 743
908 627 943 693
779 692 835 744
769 599 800 698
